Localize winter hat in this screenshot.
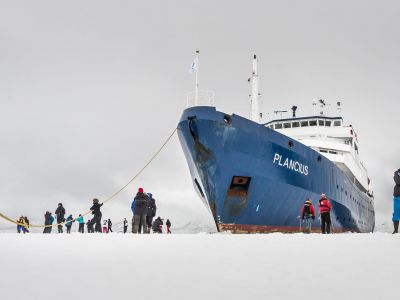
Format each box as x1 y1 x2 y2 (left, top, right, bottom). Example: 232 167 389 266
138 187 144 193
93 198 99 203
147 193 153 198
321 193 326 198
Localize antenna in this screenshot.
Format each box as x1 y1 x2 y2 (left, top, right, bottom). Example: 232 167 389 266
337 101 342 116
274 110 288 119
249 54 261 123
318 99 326 115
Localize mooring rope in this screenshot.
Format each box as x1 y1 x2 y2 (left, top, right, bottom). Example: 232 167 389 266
0 128 177 229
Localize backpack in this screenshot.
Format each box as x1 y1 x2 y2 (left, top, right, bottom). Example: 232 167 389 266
303 204 311 215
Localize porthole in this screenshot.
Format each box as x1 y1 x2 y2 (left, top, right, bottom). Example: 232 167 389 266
288 140 294 149
317 155 322 162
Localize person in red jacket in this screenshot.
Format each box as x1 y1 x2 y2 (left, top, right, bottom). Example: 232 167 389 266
318 194 332 234
301 199 315 233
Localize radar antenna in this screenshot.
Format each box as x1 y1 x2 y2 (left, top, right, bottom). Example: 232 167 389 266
274 110 287 119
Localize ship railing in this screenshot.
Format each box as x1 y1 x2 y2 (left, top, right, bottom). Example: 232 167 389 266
186 90 215 107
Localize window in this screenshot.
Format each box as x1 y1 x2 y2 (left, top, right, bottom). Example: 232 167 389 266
320 149 328 153
227 176 252 197
292 122 300 128
309 120 317 126
334 120 341 126
275 123 283 129
325 121 331 127
329 151 338 154
301 121 309 127
318 120 324 126
354 143 359 153
269 125 273 129
283 122 291 129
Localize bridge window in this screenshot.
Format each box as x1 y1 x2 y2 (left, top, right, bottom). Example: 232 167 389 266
334 120 341 126
329 151 337 154
275 123 283 129
309 120 317 126
325 121 331 127
283 122 291 128
318 120 324 126
301 121 309 127
292 122 300 128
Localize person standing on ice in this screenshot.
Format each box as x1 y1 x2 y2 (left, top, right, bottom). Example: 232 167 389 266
166 219 172 234
43 211 53 234
24 216 30 233
76 214 85 233
146 193 157 233
107 219 113 233
17 216 25 233
102 219 108 233
89 198 103 233
123 218 128 233
86 219 93 233
65 215 74 234
301 199 315 234
131 187 149 234
318 194 332 234
392 169 400 234
152 216 163 233
55 203 66 233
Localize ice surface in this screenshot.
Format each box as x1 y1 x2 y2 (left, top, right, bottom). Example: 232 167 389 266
0 233 398 299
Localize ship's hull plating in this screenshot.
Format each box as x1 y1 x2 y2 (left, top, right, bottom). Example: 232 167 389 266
178 106 375 233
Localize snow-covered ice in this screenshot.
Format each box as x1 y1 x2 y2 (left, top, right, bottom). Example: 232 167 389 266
0 233 398 299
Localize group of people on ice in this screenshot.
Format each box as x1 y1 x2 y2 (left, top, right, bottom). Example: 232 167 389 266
300 193 332 234
16 187 172 234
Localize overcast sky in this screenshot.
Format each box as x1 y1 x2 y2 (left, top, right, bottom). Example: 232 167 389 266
0 0 399 231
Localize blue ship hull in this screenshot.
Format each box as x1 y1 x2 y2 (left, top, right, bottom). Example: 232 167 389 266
178 106 375 233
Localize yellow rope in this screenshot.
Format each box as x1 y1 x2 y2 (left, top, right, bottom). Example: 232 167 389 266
0 128 177 229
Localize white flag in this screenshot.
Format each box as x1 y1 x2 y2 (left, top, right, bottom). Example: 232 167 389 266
189 56 198 74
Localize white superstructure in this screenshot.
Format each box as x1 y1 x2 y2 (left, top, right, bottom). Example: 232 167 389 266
265 111 372 195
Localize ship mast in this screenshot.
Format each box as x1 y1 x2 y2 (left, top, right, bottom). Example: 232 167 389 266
250 54 261 123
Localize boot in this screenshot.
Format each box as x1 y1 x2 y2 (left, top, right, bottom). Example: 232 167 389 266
393 221 399 234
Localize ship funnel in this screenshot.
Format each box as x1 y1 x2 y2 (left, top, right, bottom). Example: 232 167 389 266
249 54 261 123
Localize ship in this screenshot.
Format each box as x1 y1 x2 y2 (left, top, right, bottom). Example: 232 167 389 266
177 54 375 233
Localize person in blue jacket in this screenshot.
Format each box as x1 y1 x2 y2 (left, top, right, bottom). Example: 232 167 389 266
76 214 85 233
393 169 400 234
65 215 74 234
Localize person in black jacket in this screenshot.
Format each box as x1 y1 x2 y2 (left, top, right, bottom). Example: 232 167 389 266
145 193 157 233
123 218 128 233
89 198 103 233
55 203 66 233
132 188 149 234
43 211 53 234
166 219 171 234
107 219 113 233
152 216 163 233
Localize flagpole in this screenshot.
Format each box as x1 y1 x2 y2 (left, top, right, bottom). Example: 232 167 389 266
195 50 199 105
